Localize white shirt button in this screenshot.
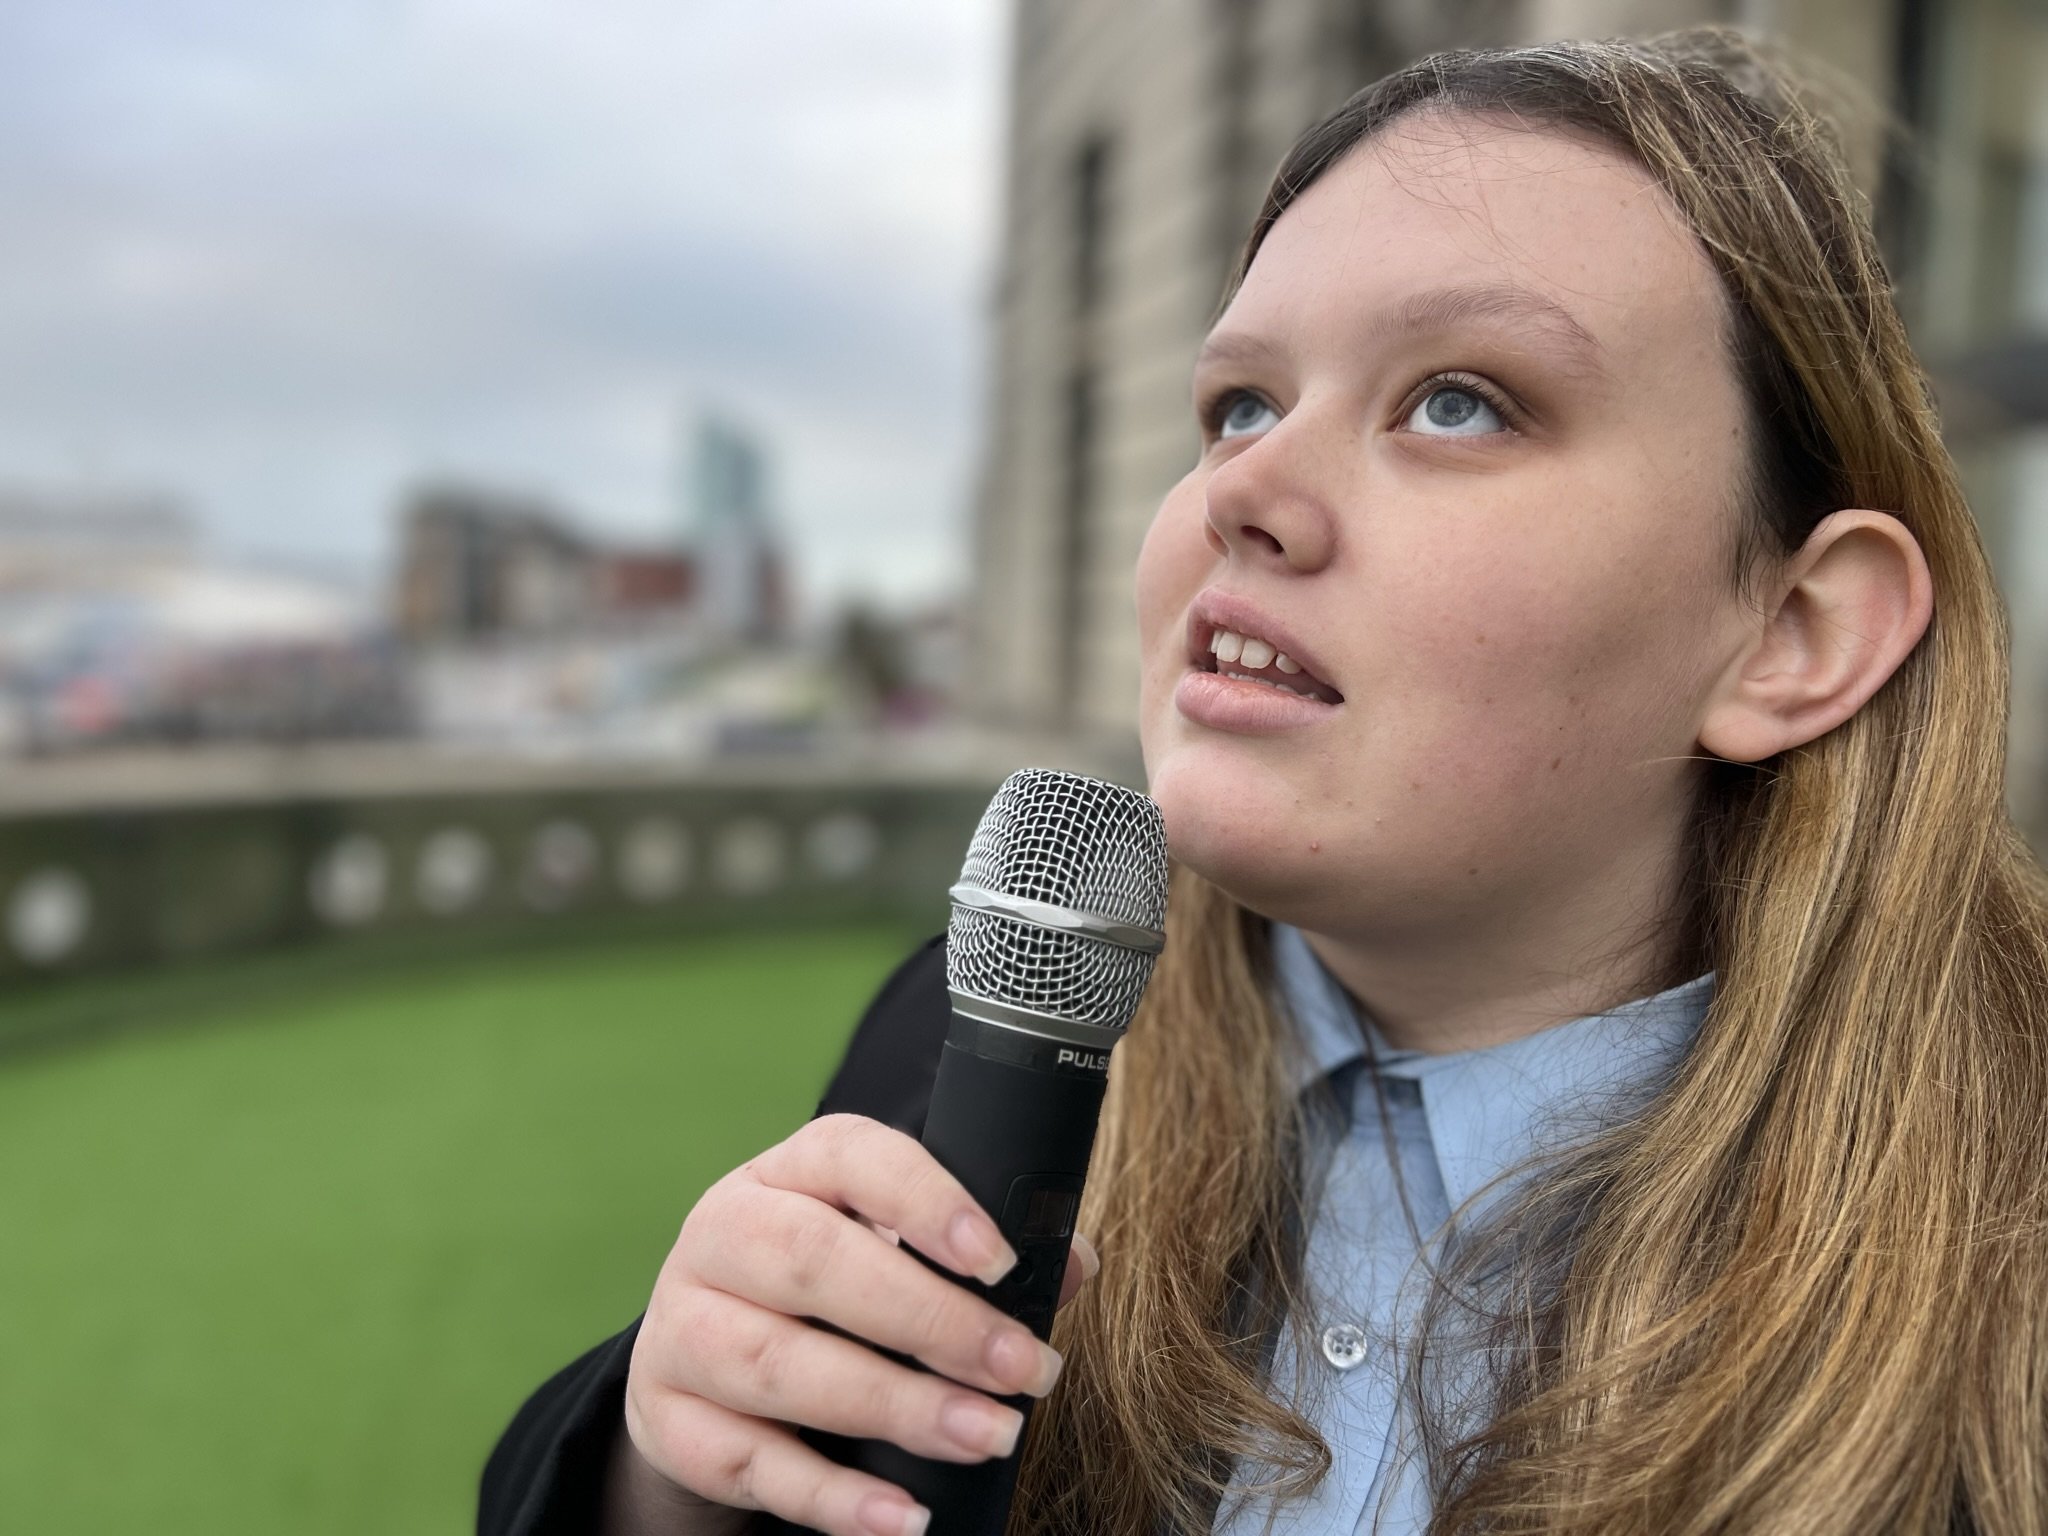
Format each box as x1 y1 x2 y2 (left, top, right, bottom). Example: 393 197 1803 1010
1320 1321 1368 1370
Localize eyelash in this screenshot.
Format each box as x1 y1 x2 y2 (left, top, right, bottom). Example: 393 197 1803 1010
1196 371 1523 440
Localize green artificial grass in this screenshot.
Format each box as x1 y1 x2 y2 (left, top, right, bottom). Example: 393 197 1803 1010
0 924 928 1535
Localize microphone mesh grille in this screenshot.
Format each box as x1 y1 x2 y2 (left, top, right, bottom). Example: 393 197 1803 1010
947 768 1170 1032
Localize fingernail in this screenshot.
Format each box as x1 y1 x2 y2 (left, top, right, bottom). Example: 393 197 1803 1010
942 1395 1025 1458
989 1328 1064 1398
1025 1339 1063 1397
857 1493 929 1536
1072 1231 1100 1282
952 1209 1017 1285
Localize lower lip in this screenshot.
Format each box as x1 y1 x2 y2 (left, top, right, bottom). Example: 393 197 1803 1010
1174 667 1342 732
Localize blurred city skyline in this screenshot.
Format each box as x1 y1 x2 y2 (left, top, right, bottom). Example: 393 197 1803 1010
0 1 1005 616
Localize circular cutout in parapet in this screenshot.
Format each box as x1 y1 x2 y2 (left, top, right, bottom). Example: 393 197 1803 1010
522 820 599 909
618 818 691 902
416 828 494 915
309 835 389 926
7 867 91 964
713 818 785 895
804 812 880 882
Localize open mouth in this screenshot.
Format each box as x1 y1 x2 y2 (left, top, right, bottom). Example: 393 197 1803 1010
1197 624 1344 705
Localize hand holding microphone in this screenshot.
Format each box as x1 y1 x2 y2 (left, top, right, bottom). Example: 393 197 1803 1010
610 1113 1096 1536
610 769 1167 1536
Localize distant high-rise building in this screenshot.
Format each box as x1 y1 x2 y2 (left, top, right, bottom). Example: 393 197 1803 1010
683 413 790 645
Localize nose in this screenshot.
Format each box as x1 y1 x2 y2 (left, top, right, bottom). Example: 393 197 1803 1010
1201 425 1338 573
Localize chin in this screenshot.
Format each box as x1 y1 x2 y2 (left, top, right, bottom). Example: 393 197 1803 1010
1146 750 1306 897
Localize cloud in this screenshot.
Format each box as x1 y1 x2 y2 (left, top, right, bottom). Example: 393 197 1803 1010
0 0 1002 608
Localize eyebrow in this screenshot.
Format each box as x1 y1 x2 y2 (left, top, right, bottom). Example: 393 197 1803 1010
1196 282 1609 384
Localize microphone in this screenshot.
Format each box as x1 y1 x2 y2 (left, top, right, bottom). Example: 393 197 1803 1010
815 766 1170 1534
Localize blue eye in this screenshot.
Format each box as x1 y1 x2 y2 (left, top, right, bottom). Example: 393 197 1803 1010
1217 392 1279 439
1405 385 1504 436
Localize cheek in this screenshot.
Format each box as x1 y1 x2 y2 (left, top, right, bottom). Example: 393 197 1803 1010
1374 519 1715 783
1134 480 1209 676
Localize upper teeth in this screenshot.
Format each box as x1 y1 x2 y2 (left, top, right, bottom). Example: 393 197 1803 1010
1209 628 1302 673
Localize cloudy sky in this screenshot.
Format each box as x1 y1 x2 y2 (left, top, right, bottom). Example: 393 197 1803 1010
0 1 1005 615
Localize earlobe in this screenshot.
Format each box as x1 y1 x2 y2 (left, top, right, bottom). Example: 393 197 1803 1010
1697 510 1934 764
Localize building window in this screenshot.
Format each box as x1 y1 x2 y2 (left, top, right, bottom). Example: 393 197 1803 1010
1212 0 1259 291
1059 368 1097 724
1059 133 1113 724
1073 135 1112 318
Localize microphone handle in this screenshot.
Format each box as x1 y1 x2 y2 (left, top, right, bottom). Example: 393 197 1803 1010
806 1009 1113 1535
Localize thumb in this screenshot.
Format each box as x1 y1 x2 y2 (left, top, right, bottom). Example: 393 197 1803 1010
1056 1231 1099 1310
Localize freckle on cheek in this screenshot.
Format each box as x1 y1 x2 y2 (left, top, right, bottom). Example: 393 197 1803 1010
1550 757 1561 770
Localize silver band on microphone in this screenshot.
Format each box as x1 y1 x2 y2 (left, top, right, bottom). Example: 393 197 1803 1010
946 988 1129 1051
947 881 1167 955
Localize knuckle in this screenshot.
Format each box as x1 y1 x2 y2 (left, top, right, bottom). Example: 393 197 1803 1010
899 1151 973 1230
678 1177 738 1251
644 1298 721 1400
622 1375 656 1449
795 1477 843 1535
641 1392 747 1504
862 1118 931 1179
657 1283 713 1350
737 1310 796 1402
763 1114 855 1193
886 1365 951 1447
902 1276 965 1359
722 1437 764 1510
743 1125 806 1186
680 1418 759 1505
783 1207 846 1298
807 1112 868 1160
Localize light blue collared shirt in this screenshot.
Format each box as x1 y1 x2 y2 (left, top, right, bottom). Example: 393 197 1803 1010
1212 921 1715 1535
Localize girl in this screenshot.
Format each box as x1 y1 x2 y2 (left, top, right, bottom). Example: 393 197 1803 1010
481 27 2048 1536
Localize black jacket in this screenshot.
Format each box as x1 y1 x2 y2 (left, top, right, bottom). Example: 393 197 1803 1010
476 933 955 1536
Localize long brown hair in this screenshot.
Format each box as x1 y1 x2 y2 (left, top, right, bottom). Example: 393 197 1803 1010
1006 27 2048 1536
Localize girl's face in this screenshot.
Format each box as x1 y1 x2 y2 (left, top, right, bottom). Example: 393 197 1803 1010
1135 113 1755 944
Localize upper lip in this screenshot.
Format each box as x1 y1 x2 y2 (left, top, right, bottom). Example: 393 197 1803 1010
1185 588 1344 701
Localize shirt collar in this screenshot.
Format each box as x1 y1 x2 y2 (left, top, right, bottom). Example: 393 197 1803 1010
1269 919 1715 1220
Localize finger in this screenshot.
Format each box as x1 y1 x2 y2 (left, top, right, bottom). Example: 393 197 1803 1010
690 1183 1063 1400
748 1115 1019 1285
634 1385 933 1536
659 1284 1032 1467
1056 1232 1099 1311
854 1214 901 1247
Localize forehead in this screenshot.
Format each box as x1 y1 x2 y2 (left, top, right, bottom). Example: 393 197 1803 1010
1230 113 1730 380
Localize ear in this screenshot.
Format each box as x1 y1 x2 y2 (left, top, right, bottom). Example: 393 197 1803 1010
1697 510 1934 764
